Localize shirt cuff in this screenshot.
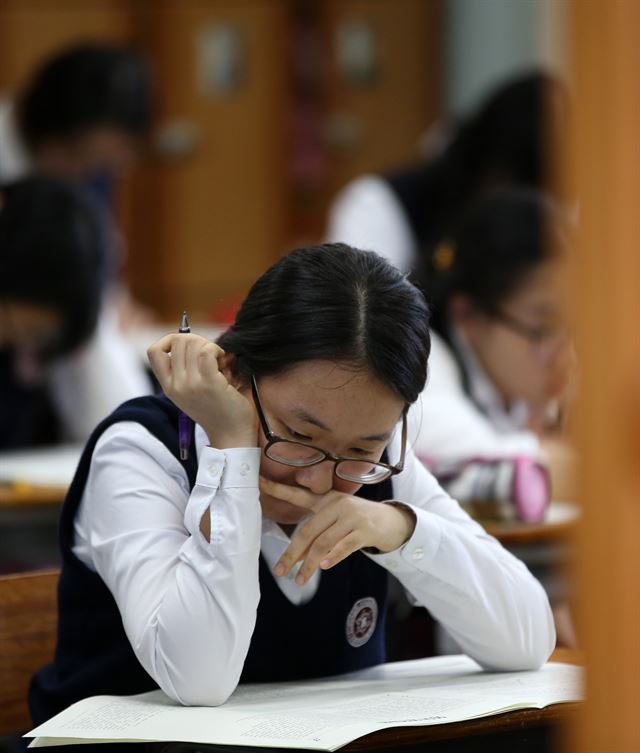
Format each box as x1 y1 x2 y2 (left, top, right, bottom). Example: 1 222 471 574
195 446 261 489
365 505 444 574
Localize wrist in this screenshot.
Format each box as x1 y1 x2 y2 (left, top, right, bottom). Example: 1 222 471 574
205 425 258 450
369 501 416 554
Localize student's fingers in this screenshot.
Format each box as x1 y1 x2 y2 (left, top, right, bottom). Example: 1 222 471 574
195 341 227 386
259 477 319 511
314 531 362 573
168 336 188 387
296 523 358 584
147 333 179 356
274 508 339 577
185 336 203 384
147 334 178 386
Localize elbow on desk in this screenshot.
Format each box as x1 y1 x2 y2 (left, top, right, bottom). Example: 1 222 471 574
163 673 240 708
477 613 556 673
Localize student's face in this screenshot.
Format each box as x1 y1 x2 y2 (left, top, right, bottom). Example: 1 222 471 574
0 301 62 352
460 259 572 408
246 360 405 525
34 128 138 180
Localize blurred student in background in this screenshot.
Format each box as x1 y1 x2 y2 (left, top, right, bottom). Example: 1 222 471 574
0 178 116 449
410 189 575 511
0 44 154 439
0 43 151 195
326 70 570 276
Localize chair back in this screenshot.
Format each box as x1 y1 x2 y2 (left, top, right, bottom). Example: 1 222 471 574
0 569 59 736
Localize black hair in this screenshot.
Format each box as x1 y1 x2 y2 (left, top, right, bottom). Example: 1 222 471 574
17 43 152 150
421 189 570 339
0 177 109 357
217 243 430 406
387 70 570 261
440 70 568 206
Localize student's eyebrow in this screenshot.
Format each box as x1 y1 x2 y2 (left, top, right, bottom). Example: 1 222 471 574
290 408 392 443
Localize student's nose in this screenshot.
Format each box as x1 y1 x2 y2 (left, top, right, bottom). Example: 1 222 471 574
294 461 335 496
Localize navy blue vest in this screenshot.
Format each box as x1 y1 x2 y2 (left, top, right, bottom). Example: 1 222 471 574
29 395 393 731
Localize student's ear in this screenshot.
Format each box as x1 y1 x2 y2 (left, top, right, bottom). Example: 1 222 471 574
219 351 236 382
448 294 481 341
219 351 246 391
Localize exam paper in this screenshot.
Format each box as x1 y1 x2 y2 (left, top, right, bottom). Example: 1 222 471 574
26 655 583 751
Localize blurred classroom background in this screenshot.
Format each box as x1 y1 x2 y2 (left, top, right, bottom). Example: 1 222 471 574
0 0 567 319
1 1 639 751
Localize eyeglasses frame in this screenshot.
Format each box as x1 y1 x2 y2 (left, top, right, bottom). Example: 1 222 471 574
488 307 565 346
249 374 407 484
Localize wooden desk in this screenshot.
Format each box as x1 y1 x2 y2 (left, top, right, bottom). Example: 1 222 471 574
0 445 79 509
480 501 580 546
163 651 581 753
0 483 67 508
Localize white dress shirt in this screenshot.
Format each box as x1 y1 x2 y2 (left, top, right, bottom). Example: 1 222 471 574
72 414 555 707
326 175 417 273
409 330 541 468
0 100 28 182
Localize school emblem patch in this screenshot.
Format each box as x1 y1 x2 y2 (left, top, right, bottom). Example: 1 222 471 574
345 597 378 648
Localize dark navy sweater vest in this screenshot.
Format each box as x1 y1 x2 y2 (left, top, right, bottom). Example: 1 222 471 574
29 395 392 730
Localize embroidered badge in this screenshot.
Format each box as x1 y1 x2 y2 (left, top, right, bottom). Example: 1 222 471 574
345 597 378 648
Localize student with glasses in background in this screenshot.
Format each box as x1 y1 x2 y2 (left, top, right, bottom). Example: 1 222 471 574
26 243 554 747
410 189 575 522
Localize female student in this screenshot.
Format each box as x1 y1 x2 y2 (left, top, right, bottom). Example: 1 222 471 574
326 70 569 275
409 189 574 508
0 177 108 449
28 243 555 738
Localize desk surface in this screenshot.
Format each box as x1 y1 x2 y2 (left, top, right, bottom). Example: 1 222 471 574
0 483 68 508
163 650 581 753
0 445 80 508
343 649 581 751
481 501 579 545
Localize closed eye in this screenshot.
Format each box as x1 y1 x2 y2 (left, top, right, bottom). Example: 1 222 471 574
286 426 313 442
349 447 377 457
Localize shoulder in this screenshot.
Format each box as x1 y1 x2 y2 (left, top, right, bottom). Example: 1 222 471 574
424 331 465 394
93 418 185 481
329 175 406 223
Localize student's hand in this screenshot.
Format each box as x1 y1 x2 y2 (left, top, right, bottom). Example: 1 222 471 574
147 333 258 449
260 477 416 585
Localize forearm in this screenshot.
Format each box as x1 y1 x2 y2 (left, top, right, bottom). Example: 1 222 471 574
366 506 555 670
82 428 263 705
132 512 261 706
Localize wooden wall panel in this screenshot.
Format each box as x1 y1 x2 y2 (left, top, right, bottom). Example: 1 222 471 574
323 0 440 193
567 0 640 750
127 0 288 318
0 0 132 91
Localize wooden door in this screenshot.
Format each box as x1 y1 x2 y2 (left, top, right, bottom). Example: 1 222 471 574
566 1 640 750
127 0 288 319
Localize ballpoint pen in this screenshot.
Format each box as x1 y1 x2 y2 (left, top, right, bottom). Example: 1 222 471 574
178 311 195 460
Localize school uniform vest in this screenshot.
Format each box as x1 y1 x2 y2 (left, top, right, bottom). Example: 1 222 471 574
28 394 392 729
385 160 445 257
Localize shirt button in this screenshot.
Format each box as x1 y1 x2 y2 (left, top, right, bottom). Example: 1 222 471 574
208 464 221 476
411 547 424 561
239 462 250 476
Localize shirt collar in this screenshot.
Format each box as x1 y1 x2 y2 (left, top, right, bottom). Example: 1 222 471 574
449 326 529 432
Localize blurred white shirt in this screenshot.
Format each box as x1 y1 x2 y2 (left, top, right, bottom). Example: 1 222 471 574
409 330 540 468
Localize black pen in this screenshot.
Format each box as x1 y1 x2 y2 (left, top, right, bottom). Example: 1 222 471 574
178 311 194 460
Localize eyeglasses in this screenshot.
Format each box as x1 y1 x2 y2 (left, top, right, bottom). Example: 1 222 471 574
250 375 406 484
489 308 569 354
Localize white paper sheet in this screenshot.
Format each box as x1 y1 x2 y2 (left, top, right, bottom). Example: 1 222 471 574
26 655 583 751
0 444 81 488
